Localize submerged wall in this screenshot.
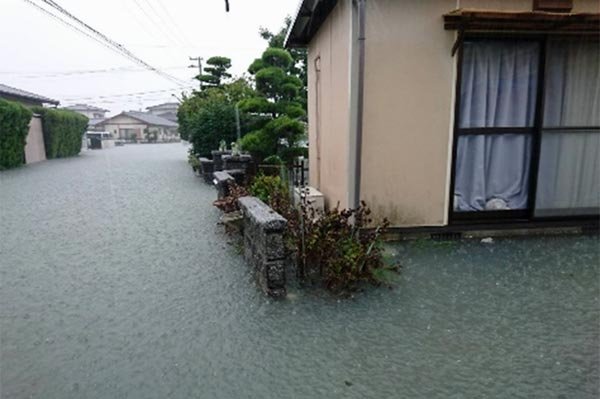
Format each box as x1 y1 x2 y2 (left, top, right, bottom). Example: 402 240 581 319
238 197 287 298
24 115 46 165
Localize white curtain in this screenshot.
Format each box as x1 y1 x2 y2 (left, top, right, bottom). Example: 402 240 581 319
535 39 600 216
454 40 539 211
459 40 539 128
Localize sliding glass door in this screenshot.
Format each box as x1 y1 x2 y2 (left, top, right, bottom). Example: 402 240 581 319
535 38 600 217
453 39 540 217
451 36 599 221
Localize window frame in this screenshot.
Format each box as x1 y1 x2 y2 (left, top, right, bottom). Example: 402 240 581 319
449 33 600 224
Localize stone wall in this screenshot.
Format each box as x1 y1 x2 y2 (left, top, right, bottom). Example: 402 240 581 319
199 157 214 183
238 196 287 298
213 171 235 199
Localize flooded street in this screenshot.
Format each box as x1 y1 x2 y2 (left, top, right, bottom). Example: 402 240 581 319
1 144 599 398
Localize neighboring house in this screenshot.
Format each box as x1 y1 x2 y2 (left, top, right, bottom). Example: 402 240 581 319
0 83 59 108
63 104 109 131
96 111 179 142
0 83 59 164
286 0 599 232
63 103 108 119
146 102 179 122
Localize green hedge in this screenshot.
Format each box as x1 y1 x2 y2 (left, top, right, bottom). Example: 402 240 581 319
0 99 33 170
34 107 88 159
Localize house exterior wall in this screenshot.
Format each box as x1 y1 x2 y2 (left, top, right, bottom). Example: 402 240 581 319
360 0 457 226
99 115 148 139
458 0 598 12
306 0 598 227
24 115 46 164
307 0 353 208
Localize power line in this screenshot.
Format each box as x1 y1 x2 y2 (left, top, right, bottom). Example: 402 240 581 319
62 87 194 102
130 0 181 47
138 0 187 47
1 65 188 79
149 0 195 48
21 0 132 61
26 0 189 87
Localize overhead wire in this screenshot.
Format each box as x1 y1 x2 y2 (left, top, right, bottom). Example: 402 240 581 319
26 0 189 87
61 87 193 102
1 66 188 79
149 0 195 48
130 0 182 47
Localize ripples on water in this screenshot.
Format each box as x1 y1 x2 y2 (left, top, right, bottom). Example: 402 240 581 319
1 144 598 398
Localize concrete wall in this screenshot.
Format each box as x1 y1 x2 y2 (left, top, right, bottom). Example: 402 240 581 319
307 0 353 209
24 115 46 164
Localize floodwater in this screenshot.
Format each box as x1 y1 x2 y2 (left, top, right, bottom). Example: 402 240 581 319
1 144 598 398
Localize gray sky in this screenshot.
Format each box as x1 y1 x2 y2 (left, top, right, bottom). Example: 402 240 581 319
0 0 300 115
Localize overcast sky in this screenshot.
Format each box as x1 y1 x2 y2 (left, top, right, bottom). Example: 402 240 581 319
0 0 300 115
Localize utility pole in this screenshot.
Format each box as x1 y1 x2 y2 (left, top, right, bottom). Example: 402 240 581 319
188 56 203 90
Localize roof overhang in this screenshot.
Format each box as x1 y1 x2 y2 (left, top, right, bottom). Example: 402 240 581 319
285 0 338 48
444 9 600 33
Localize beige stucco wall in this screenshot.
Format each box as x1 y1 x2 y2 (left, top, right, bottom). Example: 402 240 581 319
307 0 352 208
24 115 46 164
359 0 456 226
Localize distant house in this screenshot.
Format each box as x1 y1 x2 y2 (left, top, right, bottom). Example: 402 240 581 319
63 104 109 130
0 83 59 108
96 111 179 142
146 102 179 123
0 83 59 164
63 103 108 119
285 0 599 232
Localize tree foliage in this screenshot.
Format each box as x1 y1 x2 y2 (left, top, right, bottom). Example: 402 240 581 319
0 99 33 170
197 56 232 89
178 77 262 157
240 19 307 163
33 107 88 159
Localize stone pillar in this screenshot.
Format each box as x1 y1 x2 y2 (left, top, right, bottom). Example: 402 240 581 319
199 157 214 183
211 150 231 172
238 196 287 298
213 171 235 199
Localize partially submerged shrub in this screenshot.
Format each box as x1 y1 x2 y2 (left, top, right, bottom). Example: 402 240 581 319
0 99 32 170
213 182 249 213
33 107 88 159
268 195 399 293
188 150 200 172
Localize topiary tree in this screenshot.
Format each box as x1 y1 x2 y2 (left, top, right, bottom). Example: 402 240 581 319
197 56 232 89
239 45 305 163
259 16 307 109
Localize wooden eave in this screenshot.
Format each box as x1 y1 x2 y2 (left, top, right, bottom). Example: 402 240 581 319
444 9 600 32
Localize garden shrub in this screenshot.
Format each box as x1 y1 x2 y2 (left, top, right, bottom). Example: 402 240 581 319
271 197 399 293
187 149 200 172
34 107 88 159
249 174 288 204
213 182 249 213
0 99 32 170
